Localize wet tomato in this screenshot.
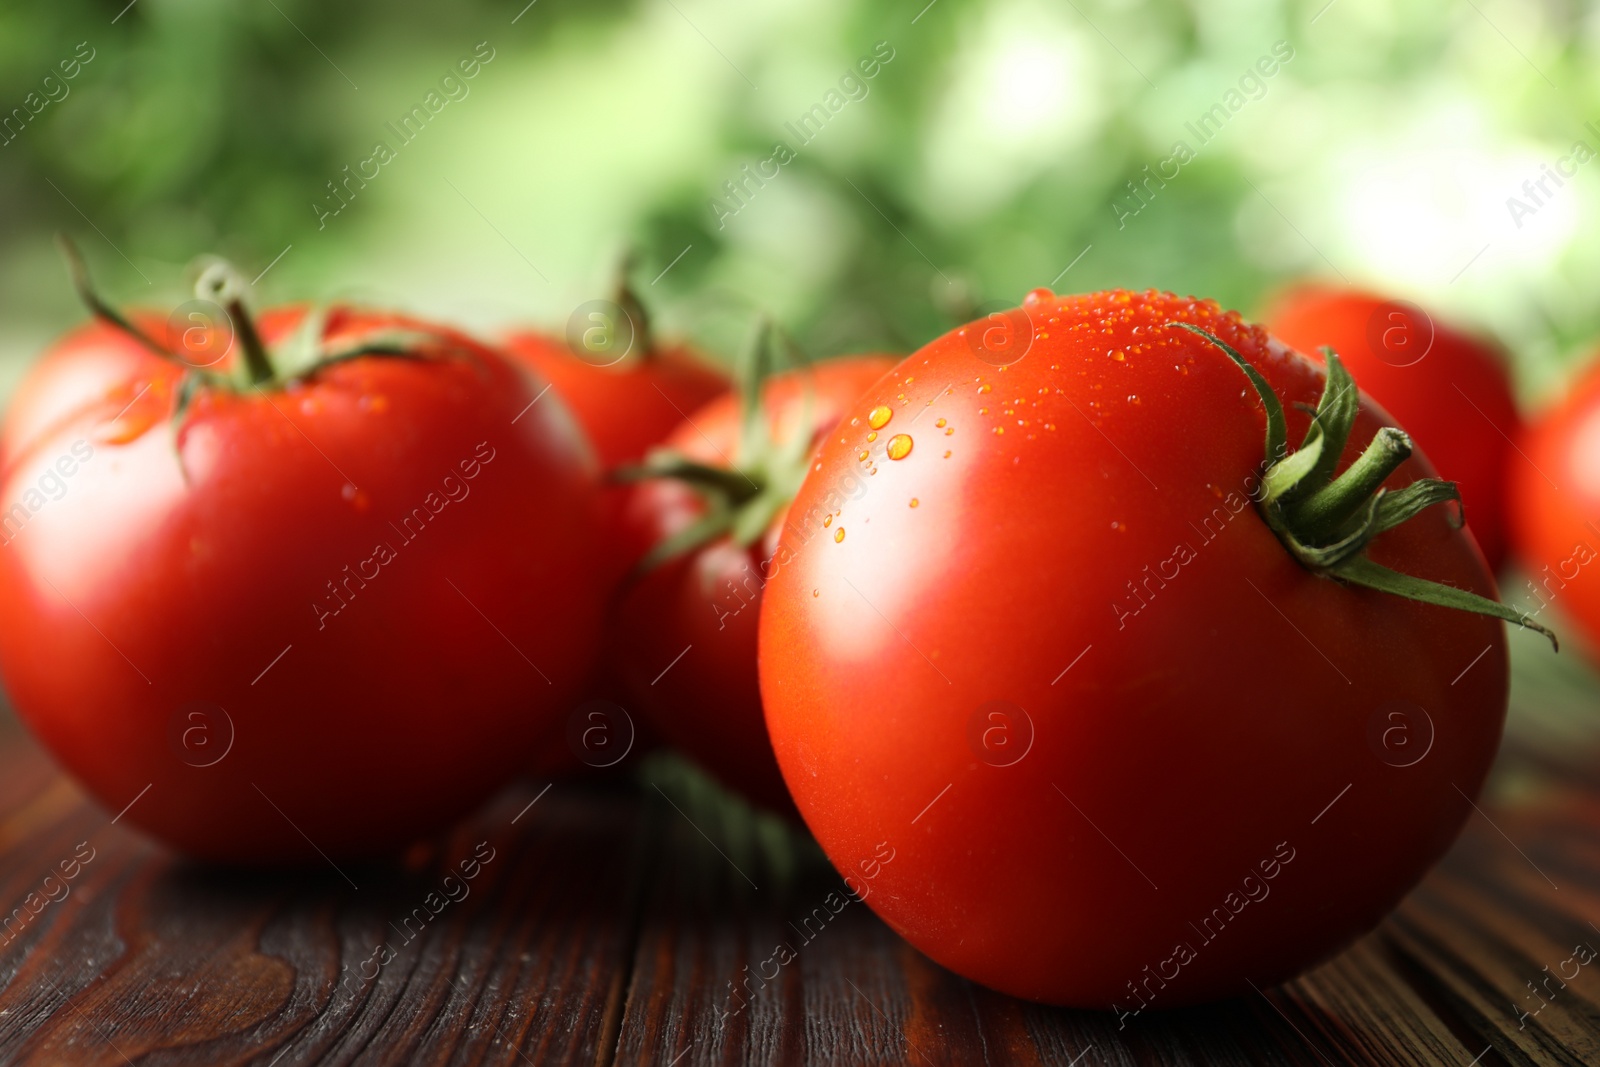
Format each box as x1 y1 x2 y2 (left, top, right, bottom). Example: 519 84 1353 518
614 353 895 812
759 288 1537 1007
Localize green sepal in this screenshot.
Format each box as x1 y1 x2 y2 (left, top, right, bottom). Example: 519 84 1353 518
1169 322 1558 651
632 505 736 576
1333 556 1558 650
56 234 174 360
1167 321 1287 465
1277 348 1359 507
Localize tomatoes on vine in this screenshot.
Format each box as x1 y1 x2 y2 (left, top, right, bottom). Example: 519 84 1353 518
1263 285 1521 570
0 249 607 862
759 289 1543 1007
613 348 895 812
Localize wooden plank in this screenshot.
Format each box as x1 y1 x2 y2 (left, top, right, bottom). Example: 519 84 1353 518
3 719 1600 1063
0 729 649 1066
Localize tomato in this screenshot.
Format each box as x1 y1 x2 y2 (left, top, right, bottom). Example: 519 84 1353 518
502 298 727 470
613 355 895 812
759 289 1530 1007
0 263 606 863
503 294 725 777
1509 358 1600 651
1263 284 1521 570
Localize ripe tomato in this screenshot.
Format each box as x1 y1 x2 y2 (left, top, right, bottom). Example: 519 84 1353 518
759 289 1528 1007
504 293 724 777
1509 359 1600 651
502 296 727 470
1263 284 1521 570
613 355 895 812
0 267 606 863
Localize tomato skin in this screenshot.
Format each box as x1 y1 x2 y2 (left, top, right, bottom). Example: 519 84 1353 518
502 331 727 469
1263 285 1520 570
1509 361 1600 650
613 356 896 812
759 290 1507 1007
500 332 726 776
0 307 607 863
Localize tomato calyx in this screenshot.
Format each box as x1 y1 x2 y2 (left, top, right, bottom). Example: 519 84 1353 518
617 318 812 575
58 236 446 402
1171 323 1558 649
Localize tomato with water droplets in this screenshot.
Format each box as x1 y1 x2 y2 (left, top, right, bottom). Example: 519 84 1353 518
759 289 1518 1007
613 355 895 812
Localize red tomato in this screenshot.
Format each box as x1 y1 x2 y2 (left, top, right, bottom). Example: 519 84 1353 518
613 356 895 812
759 289 1517 1007
0 294 606 863
503 303 724 776
1263 284 1520 570
1509 360 1600 651
503 319 726 470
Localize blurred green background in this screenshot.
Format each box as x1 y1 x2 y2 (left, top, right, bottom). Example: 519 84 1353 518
0 0 1596 741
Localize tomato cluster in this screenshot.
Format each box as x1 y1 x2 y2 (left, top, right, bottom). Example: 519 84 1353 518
0 249 1565 1009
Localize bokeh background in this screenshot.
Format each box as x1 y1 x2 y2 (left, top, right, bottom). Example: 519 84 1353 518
0 0 1595 745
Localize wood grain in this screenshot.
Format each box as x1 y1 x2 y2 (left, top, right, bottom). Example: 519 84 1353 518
1 712 1598 1065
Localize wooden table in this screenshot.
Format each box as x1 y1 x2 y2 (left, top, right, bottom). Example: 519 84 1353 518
0 681 1596 1066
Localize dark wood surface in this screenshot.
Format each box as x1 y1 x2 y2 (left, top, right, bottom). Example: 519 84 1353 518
1 679 1598 1066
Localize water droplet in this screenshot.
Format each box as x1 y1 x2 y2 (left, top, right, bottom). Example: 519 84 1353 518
858 450 870 462
812 588 820 597
1109 349 1126 362
993 426 1005 435
866 431 878 443
823 514 832 527
978 383 992 394
886 435 913 460
909 498 919 508
935 418 947 428
943 450 952 458
834 528 846 543
868 405 893 430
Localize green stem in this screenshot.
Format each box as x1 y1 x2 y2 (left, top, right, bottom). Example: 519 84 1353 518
1286 426 1412 541
1168 323 1558 651
616 454 766 505
195 260 274 386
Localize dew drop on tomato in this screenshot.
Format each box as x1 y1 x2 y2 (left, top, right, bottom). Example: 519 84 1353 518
887 435 913 460
868 405 893 430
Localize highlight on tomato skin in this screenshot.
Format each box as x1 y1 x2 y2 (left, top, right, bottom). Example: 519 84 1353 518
0 292 611 865
1261 283 1521 572
757 287 1517 1008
